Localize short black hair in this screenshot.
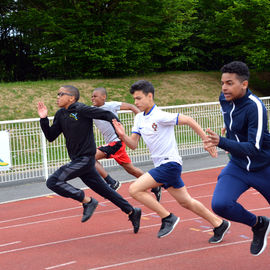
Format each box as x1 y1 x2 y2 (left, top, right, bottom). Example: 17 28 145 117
61 85 80 101
221 61 250 82
93 87 107 98
130 80 155 97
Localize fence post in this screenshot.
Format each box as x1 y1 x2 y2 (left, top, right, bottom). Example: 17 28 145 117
41 132 49 180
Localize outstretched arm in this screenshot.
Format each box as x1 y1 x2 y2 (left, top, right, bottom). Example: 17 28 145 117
120 102 141 114
178 114 218 158
112 119 140 150
37 102 62 142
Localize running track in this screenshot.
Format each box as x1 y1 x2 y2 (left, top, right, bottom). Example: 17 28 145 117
1 167 270 270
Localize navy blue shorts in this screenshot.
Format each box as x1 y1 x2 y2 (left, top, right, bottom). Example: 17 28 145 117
148 162 185 189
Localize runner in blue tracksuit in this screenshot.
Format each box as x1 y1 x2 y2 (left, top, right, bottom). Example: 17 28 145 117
205 61 270 256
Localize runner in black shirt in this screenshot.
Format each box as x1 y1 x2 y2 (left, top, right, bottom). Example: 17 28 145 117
37 85 141 233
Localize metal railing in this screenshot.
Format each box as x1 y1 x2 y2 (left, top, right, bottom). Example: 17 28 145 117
1 97 269 184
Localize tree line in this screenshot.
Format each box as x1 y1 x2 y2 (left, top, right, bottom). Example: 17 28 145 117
1 0 270 82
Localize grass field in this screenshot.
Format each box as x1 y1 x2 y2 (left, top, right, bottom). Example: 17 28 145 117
0 71 268 121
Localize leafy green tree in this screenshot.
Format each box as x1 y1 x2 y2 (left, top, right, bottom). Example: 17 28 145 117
7 0 197 78
1 0 269 81
195 0 270 70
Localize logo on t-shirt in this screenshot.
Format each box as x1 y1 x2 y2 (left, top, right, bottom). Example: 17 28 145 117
70 113 78 120
152 123 158 131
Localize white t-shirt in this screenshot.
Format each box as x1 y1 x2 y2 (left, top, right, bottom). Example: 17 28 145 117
132 105 182 167
94 101 122 144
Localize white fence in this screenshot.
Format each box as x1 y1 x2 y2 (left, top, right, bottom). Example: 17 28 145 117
1 98 270 184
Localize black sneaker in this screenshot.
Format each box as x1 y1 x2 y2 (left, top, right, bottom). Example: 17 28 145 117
151 187 162 202
110 180 121 191
81 197 98 223
209 220 231 243
250 216 270 256
128 208 141 233
158 213 179 238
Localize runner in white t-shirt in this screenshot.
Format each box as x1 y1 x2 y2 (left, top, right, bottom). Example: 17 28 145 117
91 87 162 200
112 80 230 240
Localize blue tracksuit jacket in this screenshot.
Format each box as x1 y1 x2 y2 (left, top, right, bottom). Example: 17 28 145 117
218 89 270 171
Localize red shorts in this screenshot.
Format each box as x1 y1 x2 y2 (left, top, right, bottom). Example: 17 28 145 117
98 141 131 165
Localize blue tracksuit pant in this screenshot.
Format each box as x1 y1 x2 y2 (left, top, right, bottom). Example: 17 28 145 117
212 161 270 227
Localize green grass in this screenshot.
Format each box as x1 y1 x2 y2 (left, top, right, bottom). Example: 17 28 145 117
0 70 268 121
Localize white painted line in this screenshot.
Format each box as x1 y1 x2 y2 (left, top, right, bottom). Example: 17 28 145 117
0 207 81 224
0 206 131 230
0 214 81 230
0 217 204 255
0 227 136 255
87 239 252 270
0 241 21 247
0 165 226 205
1 196 269 231
45 261 76 270
2 211 270 257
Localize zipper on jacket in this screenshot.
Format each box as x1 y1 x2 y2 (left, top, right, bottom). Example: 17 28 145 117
229 102 235 131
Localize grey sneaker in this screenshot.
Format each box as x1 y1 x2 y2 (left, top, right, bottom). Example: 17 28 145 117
110 180 121 191
158 213 179 238
251 216 270 256
81 197 98 223
151 187 162 202
128 208 141 233
209 220 231 243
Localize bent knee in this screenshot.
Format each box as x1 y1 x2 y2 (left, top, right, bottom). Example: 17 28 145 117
212 199 232 216
129 183 138 197
178 198 192 209
46 177 57 190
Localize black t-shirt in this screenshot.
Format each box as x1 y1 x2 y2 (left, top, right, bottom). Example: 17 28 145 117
40 102 119 160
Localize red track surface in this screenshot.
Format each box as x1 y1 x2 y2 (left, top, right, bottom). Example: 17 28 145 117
1 167 270 270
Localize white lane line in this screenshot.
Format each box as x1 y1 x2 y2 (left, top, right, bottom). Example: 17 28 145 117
0 214 81 230
0 241 21 247
87 239 252 270
1 196 269 230
0 178 222 224
45 261 76 270
2 208 270 257
0 196 132 224
0 181 255 225
0 196 210 230
0 165 226 205
0 206 132 230
0 207 81 224
0 217 203 255
0 227 136 255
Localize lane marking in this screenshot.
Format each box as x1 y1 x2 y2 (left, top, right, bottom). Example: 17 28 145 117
0 217 206 255
0 241 21 247
0 177 258 225
0 207 81 224
0 198 270 230
0 215 82 230
87 239 256 270
45 261 76 270
0 165 226 205
1 211 270 256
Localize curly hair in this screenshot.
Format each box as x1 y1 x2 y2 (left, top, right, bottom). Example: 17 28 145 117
221 61 250 82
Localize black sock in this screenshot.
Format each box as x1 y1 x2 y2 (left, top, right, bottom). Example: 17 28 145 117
162 213 172 221
104 175 116 185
